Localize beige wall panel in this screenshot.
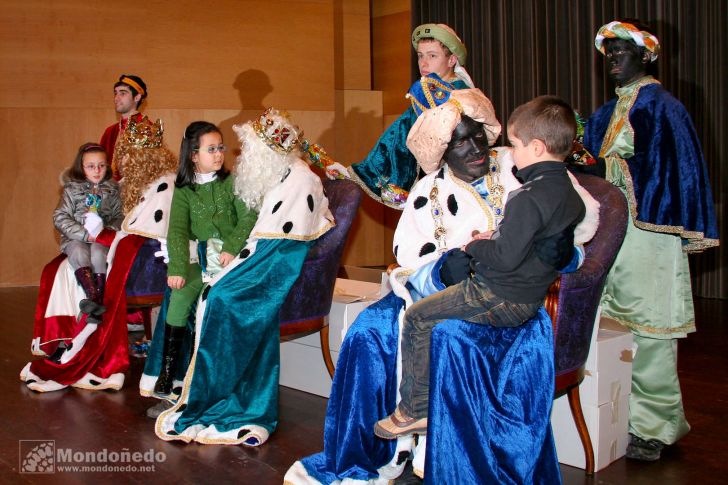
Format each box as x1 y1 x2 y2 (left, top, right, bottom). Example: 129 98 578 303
0 108 111 286
0 107 335 287
332 89 388 267
372 10 411 115
0 1 335 111
372 0 410 17
334 0 371 90
0 0 405 285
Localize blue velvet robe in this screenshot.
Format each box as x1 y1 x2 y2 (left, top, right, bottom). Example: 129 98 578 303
583 82 718 251
296 281 561 484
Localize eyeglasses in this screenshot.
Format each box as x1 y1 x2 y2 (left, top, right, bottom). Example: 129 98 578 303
195 144 227 154
83 164 107 171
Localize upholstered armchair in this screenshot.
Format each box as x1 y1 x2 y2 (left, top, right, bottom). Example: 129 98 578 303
544 173 629 474
125 238 168 337
424 173 628 480
279 178 362 377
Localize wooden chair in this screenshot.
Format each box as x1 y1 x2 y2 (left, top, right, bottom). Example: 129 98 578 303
544 173 628 474
278 178 362 378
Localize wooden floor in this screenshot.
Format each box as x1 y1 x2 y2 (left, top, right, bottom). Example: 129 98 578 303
1 286 726 484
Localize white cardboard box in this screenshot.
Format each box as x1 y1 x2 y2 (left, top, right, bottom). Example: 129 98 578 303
581 320 634 406
279 278 382 397
551 393 629 471
551 317 633 470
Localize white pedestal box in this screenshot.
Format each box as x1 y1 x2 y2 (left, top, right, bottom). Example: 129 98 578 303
551 317 634 471
551 393 629 471
279 277 383 397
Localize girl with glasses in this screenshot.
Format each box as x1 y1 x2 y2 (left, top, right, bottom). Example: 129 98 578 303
147 121 257 416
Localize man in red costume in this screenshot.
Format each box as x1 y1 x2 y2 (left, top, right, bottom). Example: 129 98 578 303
100 74 147 178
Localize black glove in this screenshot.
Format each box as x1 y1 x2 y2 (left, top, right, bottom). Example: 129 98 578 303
439 249 473 287
535 227 575 270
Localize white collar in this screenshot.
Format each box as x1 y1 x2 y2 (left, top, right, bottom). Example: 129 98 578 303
194 172 218 185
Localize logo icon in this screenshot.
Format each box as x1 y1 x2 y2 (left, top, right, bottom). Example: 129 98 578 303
19 440 55 474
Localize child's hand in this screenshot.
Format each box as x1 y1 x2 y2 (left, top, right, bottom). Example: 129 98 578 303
219 251 235 268
471 230 493 241
168 276 186 289
462 230 493 249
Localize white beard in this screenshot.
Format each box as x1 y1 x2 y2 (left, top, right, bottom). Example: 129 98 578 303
233 124 294 211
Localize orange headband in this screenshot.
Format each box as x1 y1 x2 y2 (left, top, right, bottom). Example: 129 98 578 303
121 77 145 96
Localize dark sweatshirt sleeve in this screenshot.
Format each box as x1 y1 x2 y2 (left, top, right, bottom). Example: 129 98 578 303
464 191 542 272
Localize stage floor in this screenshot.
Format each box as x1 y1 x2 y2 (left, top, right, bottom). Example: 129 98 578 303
1 287 726 484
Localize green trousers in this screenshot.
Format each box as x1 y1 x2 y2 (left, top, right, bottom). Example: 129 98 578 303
630 334 691 444
166 262 204 327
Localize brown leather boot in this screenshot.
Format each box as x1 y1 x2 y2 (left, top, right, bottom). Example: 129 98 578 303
93 273 106 306
74 267 97 301
74 267 105 323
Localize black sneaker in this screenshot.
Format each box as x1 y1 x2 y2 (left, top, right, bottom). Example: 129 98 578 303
626 433 665 461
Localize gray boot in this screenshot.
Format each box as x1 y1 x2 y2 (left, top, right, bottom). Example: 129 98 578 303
146 400 174 419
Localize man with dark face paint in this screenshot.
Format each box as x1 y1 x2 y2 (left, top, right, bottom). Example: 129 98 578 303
584 20 719 461
375 95 587 441
442 116 491 182
287 88 600 484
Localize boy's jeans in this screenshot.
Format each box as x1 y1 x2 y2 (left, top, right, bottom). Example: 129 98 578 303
399 276 541 419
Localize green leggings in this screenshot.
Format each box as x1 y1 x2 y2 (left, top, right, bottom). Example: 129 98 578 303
166 263 204 327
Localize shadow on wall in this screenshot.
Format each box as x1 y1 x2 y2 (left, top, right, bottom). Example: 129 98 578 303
219 69 273 161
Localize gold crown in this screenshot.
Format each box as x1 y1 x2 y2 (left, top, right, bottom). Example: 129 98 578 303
123 115 164 149
252 108 301 154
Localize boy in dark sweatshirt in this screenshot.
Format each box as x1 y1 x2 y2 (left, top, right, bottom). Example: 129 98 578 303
375 95 586 439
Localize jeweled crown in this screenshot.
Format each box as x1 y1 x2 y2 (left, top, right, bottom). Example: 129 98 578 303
123 115 164 149
252 108 301 154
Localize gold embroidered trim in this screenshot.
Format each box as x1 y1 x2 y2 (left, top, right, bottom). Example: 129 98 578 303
120 220 166 240
253 220 335 242
611 155 720 252
600 77 719 253
451 173 496 231
406 94 428 114
429 182 447 251
598 77 659 159
601 311 696 336
347 166 413 210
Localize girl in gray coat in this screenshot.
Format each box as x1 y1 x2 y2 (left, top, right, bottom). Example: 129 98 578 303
52 143 124 331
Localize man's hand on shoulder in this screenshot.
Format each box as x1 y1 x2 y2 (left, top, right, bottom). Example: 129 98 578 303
535 227 575 270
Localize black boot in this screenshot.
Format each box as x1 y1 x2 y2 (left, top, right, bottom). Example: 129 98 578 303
153 324 186 396
75 267 105 322
47 342 68 363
